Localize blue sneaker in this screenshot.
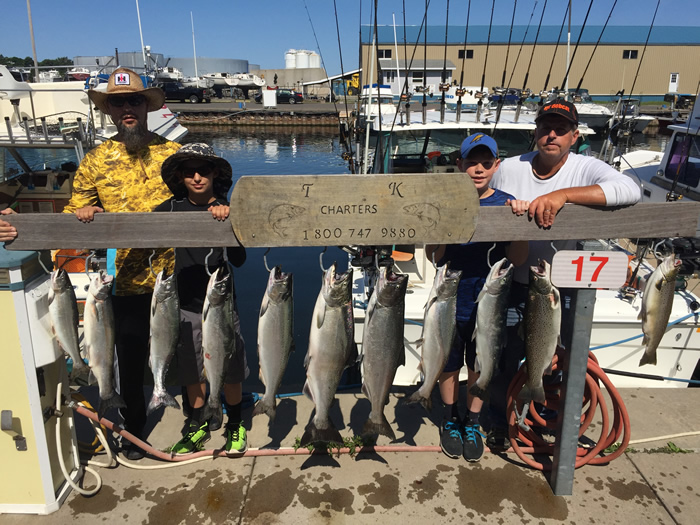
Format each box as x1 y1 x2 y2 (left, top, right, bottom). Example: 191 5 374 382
440 419 463 459
463 422 485 462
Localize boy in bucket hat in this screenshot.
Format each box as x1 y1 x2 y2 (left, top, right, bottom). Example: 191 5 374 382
426 133 528 462
154 143 249 455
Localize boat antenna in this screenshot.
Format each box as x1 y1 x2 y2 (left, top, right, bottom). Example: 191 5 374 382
573 0 618 95
476 0 496 122
542 2 569 94
560 0 594 94
454 0 472 122
191 12 198 81
439 0 451 124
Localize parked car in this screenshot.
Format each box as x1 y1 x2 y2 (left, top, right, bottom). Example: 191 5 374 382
156 82 214 104
254 89 304 104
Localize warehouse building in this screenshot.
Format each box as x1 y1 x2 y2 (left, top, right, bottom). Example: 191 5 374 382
360 25 700 100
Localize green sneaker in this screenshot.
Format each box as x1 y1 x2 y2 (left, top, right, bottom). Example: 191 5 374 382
169 422 210 455
225 422 248 455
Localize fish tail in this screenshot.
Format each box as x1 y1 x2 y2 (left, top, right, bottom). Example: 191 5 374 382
146 390 181 416
299 421 343 447
97 393 126 419
203 401 223 431
639 351 657 367
469 383 488 400
69 359 88 381
252 397 277 422
406 390 432 412
362 414 396 441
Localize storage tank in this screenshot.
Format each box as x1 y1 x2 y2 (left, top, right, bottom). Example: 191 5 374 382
295 50 310 69
285 49 297 69
309 52 320 69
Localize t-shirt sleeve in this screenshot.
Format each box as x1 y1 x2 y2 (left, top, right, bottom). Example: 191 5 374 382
582 157 641 206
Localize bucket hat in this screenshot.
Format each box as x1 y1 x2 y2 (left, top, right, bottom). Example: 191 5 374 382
161 143 233 200
88 67 165 113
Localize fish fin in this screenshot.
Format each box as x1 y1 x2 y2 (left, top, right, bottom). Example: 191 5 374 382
260 294 269 318
406 390 432 412
475 286 487 303
471 321 478 342
316 305 326 329
362 415 396 441
655 278 664 291
252 398 277 422
202 303 210 322
69 359 88 381
151 301 157 318
639 351 657 367
551 287 561 308
202 402 223 428
518 384 532 403
361 383 370 399
97 393 126 419
88 369 97 386
303 351 311 369
146 391 180 416
520 382 545 404
469 383 487 400
544 361 554 376
474 354 482 374
302 380 314 402
299 421 343 447
415 337 424 349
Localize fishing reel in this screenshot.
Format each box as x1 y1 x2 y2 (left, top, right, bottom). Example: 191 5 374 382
344 245 394 270
439 83 451 92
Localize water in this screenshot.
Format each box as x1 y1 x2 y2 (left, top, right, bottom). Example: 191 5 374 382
183 127 352 394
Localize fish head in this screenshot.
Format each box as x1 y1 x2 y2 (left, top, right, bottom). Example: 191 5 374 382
375 265 409 306
659 254 682 282
485 258 514 295
434 263 462 300
89 271 114 300
322 263 353 307
206 264 232 306
154 268 178 302
529 260 553 296
50 268 71 292
266 265 293 303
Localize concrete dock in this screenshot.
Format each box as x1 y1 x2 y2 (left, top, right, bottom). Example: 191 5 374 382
2 386 699 524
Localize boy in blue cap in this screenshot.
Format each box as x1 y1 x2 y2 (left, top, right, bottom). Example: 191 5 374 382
426 133 527 462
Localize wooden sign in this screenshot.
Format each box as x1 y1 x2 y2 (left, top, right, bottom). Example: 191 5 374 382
229 173 480 247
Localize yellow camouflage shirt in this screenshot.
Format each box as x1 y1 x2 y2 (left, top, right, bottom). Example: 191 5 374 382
63 136 181 295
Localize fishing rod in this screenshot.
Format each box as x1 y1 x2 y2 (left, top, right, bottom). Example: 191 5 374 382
454 0 472 123
559 0 594 94
331 0 355 173
541 1 569 95
572 0 617 96
476 0 496 123
402 0 411 124
501 0 518 88
422 0 428 125
439 0 451 124
517 0 549 122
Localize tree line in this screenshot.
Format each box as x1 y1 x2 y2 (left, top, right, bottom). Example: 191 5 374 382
0 55 73 68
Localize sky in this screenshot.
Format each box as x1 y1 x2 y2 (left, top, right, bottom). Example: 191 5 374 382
2 0 699 76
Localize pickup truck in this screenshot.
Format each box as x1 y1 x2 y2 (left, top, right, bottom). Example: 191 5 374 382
156 82 214 104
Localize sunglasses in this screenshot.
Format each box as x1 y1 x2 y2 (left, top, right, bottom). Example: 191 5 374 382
179 163 215 177
463 160 496 170
107 95 146 108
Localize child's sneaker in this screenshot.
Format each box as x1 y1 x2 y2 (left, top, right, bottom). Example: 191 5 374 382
462 422 485 462
168 421 210 455
440 419 464 459
225 421 248 455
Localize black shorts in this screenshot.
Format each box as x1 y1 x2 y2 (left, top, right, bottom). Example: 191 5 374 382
443 318 477 373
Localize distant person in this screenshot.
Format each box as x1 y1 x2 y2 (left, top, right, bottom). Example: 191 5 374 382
426 133 528 462
154 143 249 455
1 67 181 460
484 98 641 449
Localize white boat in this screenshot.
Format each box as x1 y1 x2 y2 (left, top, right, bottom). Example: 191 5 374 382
201 72 238 88
67 67 90 82
229 73 266 89
181 76 214 89
155 66 184 82
37 69 62 83
347 87 700 389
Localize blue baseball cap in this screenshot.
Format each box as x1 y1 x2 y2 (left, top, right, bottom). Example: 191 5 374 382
460 133 498 159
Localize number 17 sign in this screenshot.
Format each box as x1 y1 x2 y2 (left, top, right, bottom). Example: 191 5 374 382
551 251 629 289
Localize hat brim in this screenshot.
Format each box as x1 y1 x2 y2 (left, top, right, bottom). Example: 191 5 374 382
161 153 233 200
88 86 166 113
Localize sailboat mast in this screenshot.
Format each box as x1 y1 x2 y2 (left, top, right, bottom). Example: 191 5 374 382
191 12 199 80
565 0 571 92
136 0 147 73
26 0 39 82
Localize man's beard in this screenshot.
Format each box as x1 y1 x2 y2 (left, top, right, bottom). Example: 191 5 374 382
116 121 149 153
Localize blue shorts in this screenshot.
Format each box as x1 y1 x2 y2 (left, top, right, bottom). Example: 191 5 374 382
443 318 477 373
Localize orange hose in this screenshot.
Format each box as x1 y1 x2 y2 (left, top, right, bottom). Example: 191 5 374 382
506 351 631 470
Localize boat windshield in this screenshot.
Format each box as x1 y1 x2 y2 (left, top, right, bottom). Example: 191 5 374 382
0 146 79 184
664 133 700 189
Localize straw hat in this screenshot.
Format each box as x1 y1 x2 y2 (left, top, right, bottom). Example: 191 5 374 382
88 67 165 113
161 143 233 200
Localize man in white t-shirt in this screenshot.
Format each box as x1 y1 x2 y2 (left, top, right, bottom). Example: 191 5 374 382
484 99 640 449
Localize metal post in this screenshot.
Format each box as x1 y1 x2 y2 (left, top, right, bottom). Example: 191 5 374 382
22 117 32 144
40 117 48 142
550 243 597 495
5 117 15 144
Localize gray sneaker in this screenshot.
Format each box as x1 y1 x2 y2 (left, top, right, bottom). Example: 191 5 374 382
440 419 464 459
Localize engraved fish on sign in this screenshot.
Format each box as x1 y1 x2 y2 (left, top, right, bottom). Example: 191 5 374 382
403 203 441 233
268 204 306 238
